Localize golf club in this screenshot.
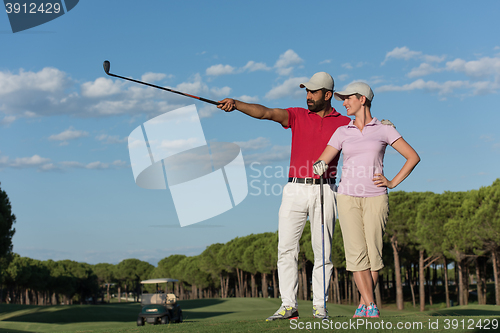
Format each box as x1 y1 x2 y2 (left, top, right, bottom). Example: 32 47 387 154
319 176 328 319
102 60 221 106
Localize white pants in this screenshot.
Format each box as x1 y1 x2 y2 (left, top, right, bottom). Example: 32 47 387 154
277 182 337 308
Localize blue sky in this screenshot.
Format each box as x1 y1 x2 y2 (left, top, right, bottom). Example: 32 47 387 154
1 0 500 266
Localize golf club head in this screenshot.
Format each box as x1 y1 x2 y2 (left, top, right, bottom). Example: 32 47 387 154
103 60 110 74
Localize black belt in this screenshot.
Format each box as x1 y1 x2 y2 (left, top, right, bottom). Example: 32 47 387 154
288 177 335 185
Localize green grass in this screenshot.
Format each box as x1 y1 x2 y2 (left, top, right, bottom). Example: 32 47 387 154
1 298 499 332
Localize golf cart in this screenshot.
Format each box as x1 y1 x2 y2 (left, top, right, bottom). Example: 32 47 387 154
137 278 183 326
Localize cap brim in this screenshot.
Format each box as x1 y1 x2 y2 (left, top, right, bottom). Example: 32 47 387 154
300 82 323 90
334 91 353 101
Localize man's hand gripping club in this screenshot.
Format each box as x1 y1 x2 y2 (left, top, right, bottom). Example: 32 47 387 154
313 160 328 177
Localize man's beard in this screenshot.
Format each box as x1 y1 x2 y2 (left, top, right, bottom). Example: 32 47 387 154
307 98 327 112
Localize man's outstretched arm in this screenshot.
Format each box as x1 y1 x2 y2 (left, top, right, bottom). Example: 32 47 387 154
218 98 289 127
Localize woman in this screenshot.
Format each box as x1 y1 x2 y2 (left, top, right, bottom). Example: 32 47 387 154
313 82 420 318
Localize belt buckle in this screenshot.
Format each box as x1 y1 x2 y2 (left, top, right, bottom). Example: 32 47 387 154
305 178 314 184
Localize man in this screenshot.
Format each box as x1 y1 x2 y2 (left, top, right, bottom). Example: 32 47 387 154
218 72 350 320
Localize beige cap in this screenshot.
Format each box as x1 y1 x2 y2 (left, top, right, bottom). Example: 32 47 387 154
334 82 374 101
300 72 334 91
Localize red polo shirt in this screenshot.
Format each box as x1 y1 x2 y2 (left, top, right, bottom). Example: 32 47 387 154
285 107 350 180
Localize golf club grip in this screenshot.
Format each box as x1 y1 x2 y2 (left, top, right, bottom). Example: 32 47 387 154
106 73 221 106
198 97 221 106
181 92 220 105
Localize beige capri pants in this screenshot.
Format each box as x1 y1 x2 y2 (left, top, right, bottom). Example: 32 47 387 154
337 194 389 272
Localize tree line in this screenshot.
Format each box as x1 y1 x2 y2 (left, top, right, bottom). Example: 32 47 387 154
0 179 499 310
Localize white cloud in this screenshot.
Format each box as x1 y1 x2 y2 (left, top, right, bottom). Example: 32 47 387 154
96 134 127 144
39 163 59 171
275 49 303 76
157 138 202 154
60 161 85 168
0 68 78 119
424 54 446 63
206 64 236 76
10 155 51 168
128 138 146 149
238 95 259 103
480 135 495 142
377 79 468 95
198 105 220 118
265 77 308 100
86 161 110 169
175 73 208 96
275 49 303 68
382 46 445 65
141 72 168 83
369 76 385 85
0 149 127 171
112 160 128 167
0 67 70 95
408 63 443 78
242 61 271 72
378 53 500 96
49 127 89 142
0 59 303 123
210 86 231 98
383 47 421 63
337 74 349 81
60 160 128 170
82 72 212 118
276 67 293 77
342 63 353 70
388 55 500 94
81 77 123 98
234 137 271 151
446 57 500 78
1 115 16 126
0 152 8 166
243 145 291 165
470 80 499 95
87 99 140 116
24 111 37 118
206 61 271 77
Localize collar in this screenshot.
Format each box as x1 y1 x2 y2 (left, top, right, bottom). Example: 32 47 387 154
307 107 340 117
346 117 381 128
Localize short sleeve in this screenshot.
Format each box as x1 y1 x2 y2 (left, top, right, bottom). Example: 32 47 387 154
328 127 343 150
384 125 402 145
284 108 297 129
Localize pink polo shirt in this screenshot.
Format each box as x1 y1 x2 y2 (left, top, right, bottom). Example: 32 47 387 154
328 117 401 197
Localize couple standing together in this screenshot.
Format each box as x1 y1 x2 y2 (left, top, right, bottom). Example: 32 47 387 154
218 72 420 320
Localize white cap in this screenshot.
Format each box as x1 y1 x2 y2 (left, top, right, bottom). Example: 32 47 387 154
300 72 334 91
334 82 374 101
